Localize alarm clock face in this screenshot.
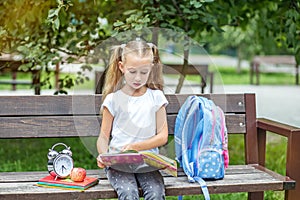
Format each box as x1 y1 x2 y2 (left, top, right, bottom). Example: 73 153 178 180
53 154 74 178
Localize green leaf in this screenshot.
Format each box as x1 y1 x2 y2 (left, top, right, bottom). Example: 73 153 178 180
190 1 203 8
113 21 125 27
124 9 138 15
17 46 29 54
48 9 58 19
53 18 60 30
18 63 32 72
134 24 143 30
55 90 68 95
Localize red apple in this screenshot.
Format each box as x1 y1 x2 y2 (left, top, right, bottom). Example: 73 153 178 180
70 167 86 182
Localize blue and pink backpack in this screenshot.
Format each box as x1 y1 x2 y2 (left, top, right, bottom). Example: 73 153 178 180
174 96 229 200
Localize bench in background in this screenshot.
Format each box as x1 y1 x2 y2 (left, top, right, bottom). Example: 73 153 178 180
162 64 213 93
0 93 299 199
250 55 299 85
0 54 41 95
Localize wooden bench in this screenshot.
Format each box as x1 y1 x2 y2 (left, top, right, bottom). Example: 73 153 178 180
95 64 213 94
250 55 299 85
162 64 213 93
0 55 41 95
0 93 299 199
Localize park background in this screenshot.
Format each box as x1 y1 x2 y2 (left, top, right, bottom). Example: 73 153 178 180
1 1 300 199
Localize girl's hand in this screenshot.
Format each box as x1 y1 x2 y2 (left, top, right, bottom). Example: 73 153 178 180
96 154 106 168
122 143 137 152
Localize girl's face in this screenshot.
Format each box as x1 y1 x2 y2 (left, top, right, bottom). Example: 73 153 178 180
119 54 152 91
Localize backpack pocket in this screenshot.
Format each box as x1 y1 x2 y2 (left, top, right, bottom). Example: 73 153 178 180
197 148 225 180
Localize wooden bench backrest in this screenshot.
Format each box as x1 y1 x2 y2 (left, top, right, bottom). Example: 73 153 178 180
0 93 257 163
0 93 254 136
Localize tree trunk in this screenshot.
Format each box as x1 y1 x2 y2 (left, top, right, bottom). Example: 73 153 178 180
175 36 190 93
236 46 241 74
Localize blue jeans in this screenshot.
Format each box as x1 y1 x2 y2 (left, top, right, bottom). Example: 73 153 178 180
106 167 166 200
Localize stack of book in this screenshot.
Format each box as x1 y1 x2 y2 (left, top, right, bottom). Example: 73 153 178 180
36 175 99 191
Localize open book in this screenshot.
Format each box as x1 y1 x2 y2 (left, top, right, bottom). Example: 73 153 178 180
99 150 177 177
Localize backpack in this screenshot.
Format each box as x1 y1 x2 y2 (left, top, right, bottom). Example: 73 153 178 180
174 96 229 200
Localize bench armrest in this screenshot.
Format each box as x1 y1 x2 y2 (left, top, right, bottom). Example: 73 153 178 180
256 117 300 192
257 118 300 138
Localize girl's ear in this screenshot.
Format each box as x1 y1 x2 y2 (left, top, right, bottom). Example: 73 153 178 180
118 61 125 73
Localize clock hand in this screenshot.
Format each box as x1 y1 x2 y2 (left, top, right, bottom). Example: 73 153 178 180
62 165 66 173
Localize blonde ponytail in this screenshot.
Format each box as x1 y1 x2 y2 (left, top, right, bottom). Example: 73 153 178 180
102 45 123 102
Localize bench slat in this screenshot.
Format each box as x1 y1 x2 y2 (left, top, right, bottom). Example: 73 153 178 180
0 80 32 85
163 64 208 75
0 95 102 116
0 94 245 116
0 114 245 138
167 114 246 134
0 166 275 183
0 116 100 138
165 94 245 113
0 165 294 200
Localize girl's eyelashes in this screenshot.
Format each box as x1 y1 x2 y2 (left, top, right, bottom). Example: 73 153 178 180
127 68 149 74
141 70 149 75
128 69 137 74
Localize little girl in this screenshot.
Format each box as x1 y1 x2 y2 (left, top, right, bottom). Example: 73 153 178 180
96 39 168 200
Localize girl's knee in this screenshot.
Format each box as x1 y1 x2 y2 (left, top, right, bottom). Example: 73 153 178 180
116 186 139 200
143 185 165 200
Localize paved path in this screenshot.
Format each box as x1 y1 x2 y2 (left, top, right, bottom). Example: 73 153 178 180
166 83 300 127
222 85 300 128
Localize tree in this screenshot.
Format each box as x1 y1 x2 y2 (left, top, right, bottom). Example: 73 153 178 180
115 0 299 86
204 1 299 73
1 0 299 93
0 0 114 93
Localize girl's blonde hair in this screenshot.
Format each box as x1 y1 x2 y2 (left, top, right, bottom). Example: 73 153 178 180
102 40 164 101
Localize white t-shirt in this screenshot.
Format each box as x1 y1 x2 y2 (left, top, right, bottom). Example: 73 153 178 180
102 88 168 154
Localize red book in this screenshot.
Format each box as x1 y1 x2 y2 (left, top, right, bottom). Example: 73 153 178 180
36 175 99 191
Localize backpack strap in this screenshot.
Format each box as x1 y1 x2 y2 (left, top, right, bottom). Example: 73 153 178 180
194 177 211 200
217 106 229 168
175 96 197 165
209 105 216 145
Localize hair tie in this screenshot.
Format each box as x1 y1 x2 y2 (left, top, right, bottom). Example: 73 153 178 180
147 43 154 49
120 43 126 49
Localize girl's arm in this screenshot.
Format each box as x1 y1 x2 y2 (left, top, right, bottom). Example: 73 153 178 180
122 106 168 151
96 107 113 168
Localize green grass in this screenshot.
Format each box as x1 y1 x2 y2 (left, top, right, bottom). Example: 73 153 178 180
216 67 295 85
0 72 33 90
0 137 98 172
186 66 296 85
